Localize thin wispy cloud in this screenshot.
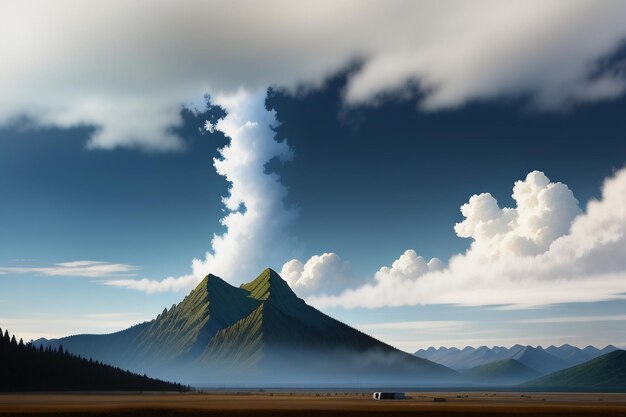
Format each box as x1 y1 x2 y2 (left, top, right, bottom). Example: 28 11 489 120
1 312 151 341
516 314 626 324
83 312 142 320
0 261 139 278
358 320 468 331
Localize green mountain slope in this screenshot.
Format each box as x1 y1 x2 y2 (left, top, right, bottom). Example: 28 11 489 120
464 358 540 385
525 350 626 390
36 268 456 385
129 274 261 368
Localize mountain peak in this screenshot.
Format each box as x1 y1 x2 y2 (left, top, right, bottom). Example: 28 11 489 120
241 268 298 301
40 266 458 385
191 273 221 292
205 273 235 292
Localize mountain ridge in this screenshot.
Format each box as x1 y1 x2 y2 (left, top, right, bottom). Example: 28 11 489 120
36 268 456 385
416 343 621 374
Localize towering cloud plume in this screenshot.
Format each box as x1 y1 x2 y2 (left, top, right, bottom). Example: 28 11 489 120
307 168 626 309
105 90 296 292
3 1 626 151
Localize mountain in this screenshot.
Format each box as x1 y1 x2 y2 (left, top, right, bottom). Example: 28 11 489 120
416 343 620 375
599 344 621 356
415 344 523 371
0 327 185 392
37 268 456 385
545 343 619 367
510 346 571 375
546 344 593 367
525 350 626 390
463 359 541 385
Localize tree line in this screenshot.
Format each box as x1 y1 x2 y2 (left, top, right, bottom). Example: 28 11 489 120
0 327 188 392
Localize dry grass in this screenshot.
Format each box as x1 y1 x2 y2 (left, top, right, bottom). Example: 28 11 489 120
1 391 626 416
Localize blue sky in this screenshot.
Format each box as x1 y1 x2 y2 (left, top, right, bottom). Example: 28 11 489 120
2 1 626 351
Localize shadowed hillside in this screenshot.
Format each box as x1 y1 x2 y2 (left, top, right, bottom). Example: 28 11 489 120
0 327 186 392
463 359 541 385
525 350 626 390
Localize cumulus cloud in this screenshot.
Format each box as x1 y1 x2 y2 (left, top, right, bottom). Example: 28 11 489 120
2 1 626 150
285 171 579 298
374 250 444 283
311 168 626 309
281 250 441 296
0 260 139 278
105 90 296 293
281 253 357 297
454 171 582 259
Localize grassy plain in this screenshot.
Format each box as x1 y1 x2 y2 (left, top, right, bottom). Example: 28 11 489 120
1 391 626 416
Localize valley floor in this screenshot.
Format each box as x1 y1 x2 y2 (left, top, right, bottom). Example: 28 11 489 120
1 392 626 416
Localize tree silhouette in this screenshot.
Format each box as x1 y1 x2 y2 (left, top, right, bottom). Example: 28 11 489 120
0 328 187 392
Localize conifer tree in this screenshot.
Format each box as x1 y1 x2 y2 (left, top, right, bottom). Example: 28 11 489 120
0 327 185 392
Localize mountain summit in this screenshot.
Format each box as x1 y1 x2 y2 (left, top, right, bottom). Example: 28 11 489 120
38 268 455 385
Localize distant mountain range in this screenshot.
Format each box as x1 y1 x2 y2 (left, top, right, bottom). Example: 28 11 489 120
415 343 620 375
24 268 625 389
35 269 456 385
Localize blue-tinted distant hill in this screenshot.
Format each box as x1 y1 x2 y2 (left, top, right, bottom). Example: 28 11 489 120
416 343 620 375
0 327 185 392
524 350 626 390
463 358 541 385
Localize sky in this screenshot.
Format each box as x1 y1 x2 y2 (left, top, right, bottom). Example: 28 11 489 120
1 0 626 352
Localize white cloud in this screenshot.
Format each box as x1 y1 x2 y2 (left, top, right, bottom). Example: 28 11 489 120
374 250 443 283
311 167 626 309
0 260 139 278
358 320 467 331
454 171 581 259
281 250 442 296
515 314 626 324
104 89 296 293
2 1 626 150
104 275 200 294
281 253 357 297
